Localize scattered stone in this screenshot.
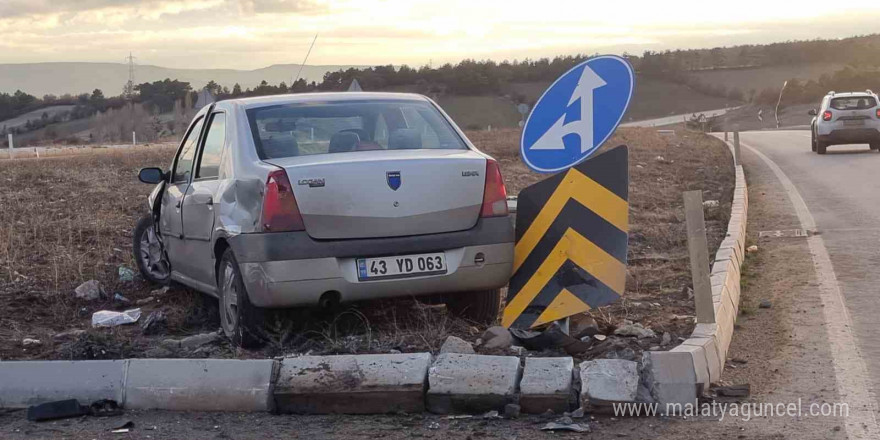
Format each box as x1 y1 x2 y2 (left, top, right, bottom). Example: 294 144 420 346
439 335 475 354
118 266 135 282
509 345 526 356
113 293 131 304
53 329 86 340
179 332 221 349
22 338 42 346
759 300 772 309
504 403 521 419
606 347 638 361
481 326 514 349
593 334 607 341
389 349 402 354
141 310 167 335
74 280 104 301
702 200 719 208
541 419 590 433
540 409 555 418
730 358 748 364
747 245 759 253
570 407 585 418
143 347 174 358
613 321 656 339
570 314 600 338
135 296 155 306
580 359 640 405
150 286 170 296
649 346 661 351
161 339 181 349
482 410 500 419
661 332 672 346
715 384 750 398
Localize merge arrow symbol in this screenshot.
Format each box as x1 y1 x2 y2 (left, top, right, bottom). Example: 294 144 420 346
530 65 607 153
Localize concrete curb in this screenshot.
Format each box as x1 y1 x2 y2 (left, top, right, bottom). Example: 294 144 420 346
658 142 748 406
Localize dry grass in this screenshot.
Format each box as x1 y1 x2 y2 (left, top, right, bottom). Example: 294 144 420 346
0 127 733 360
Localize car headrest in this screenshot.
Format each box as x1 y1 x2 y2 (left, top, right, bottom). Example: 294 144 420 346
329 132 360 154
389 128 422 150
261 136 299 159
340 128 370 141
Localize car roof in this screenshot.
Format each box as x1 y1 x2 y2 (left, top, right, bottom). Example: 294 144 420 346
829 92 876 98
230 92 430 109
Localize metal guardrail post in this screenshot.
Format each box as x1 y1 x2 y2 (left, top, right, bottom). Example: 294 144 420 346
684 190 716 324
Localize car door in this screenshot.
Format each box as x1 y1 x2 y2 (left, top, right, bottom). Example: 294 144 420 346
161 115 205 278
180 110 227 288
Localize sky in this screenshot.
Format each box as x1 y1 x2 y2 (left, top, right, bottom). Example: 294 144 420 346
1 0 879 70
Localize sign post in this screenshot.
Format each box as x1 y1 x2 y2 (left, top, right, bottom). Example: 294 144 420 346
504 55 635 329
7 133 12 158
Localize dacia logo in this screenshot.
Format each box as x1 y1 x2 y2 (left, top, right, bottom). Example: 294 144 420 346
297 178 325 188
462 170 480 177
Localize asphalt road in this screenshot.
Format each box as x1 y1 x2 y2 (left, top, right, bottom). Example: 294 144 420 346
737 130 880 435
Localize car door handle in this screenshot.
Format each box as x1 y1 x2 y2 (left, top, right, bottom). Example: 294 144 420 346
191 195 213 205
175 200 181 209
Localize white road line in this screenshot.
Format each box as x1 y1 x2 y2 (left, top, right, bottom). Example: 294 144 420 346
739 138 880 440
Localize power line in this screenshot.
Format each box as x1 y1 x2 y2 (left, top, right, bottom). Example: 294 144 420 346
293 34 318 87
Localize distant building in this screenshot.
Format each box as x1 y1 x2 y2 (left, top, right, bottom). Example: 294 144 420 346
347 79 363 92
195 87 216 110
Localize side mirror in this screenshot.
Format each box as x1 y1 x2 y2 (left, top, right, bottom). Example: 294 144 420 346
138 167 166 184
808 109 818 116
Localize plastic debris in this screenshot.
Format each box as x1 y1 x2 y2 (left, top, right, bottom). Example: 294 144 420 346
113 293 131 304
92 308 142 327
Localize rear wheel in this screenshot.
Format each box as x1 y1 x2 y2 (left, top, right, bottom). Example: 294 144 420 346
870 143 879 151
817 140 828 155
811 132 817 152
446 288 502 325
218 248 265 348
133 214 170 285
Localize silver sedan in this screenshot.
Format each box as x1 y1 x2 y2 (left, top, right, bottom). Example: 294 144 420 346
134 92 514 347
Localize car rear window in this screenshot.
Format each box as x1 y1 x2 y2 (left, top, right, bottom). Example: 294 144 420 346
246 99 467 159
830 96 877 110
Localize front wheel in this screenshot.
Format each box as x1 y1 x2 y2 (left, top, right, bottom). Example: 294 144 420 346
218 248 265 348
446 288 503 325
133 214 171 285
870 143 879 151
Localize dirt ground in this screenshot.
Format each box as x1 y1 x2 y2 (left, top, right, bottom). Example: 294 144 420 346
0 128 732 363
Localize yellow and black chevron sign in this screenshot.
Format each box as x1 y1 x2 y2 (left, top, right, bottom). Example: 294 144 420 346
502 145 629 330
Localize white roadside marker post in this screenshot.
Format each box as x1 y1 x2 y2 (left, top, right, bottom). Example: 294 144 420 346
684 190 716 324
733 131 741 166
132 131 137 146
7 133 12 159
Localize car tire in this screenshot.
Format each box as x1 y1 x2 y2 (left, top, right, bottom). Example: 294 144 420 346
870 143 879 151
217 248 265 348
811 133 817 152
817 140 828 155
446 288 502 324
133 214 171 285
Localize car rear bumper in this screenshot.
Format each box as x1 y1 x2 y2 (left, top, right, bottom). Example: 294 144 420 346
228 216 515 307
819 128 880 144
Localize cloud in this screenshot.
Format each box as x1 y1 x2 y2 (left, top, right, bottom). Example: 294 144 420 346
236 0 328 14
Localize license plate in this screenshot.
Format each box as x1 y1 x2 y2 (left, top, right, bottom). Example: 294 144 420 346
844 119 864 126
357 252 447 281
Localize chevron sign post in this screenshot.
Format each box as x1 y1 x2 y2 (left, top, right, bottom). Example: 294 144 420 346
502 145 629 329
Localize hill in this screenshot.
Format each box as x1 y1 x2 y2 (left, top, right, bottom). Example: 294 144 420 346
0 62 366 97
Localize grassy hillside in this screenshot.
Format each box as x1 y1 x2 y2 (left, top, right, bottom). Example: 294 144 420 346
688 63 846 97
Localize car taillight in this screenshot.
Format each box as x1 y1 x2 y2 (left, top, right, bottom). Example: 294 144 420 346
823 110 833 121
480 159 508 218
876 109 880 119
261 168 305 232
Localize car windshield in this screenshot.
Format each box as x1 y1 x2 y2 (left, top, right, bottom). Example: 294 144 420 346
246 99 467 159
830 96 877 110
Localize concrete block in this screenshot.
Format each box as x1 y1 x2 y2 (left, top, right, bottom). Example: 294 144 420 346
274 353 431 414
671 344 710 394
125 359 275 412
519 357 574 414
579 359 639 406
0 360 126 408
644 351 697 414
426 353 521 414
690 323 717 339
683 336 722 383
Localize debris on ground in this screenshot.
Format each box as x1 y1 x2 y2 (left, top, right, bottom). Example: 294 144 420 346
504 403 521 419
117 266 135 282
135 296 154 306
613 321 657 339
54 329 86 340
569 407 585 418
759 300 772 309
439 336 474 354
703 200 720 208
509 345 526 356
92 309 142 327
482 410 500 419
747 245 759 253
570 314 600 339
480 326 513 349
22 338 42 346
74 280 104 301
541 416 591 433
150 286 170 296
509 321 590 354
141 310 167 335
715 384 751 398
179 331 221 349
113 293 131 304
661 332 672 346
27 399 88 422
592 334 607 341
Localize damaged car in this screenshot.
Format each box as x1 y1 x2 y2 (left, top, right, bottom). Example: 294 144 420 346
133 92 515 347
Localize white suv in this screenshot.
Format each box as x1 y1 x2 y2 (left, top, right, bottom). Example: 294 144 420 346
810 90 880 154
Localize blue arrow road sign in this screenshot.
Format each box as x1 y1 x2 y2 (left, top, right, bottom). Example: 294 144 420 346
521 55 634 173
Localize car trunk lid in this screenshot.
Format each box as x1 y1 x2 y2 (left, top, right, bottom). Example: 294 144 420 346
264 149 487 239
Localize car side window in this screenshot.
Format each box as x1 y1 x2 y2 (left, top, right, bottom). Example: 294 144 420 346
196 112 226 179
173 117 204 183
